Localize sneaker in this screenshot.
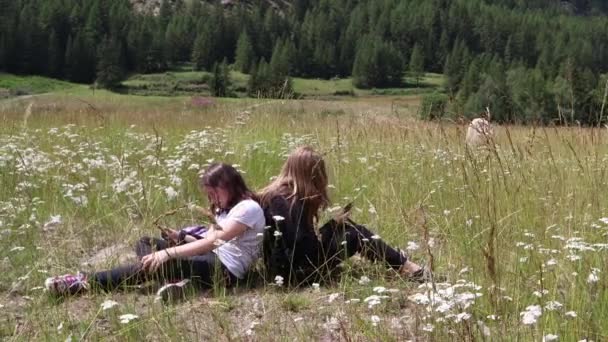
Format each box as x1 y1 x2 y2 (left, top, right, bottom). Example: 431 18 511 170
407 267 433 283
155 279 191 303
45 273 89 296
398 251 439 283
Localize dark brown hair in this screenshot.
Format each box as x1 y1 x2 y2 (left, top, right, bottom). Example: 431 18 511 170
199 163 257 213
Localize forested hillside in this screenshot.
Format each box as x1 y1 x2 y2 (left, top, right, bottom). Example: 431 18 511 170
1 0 608 123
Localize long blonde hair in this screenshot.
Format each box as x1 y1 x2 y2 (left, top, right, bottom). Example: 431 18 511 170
260 146 330 226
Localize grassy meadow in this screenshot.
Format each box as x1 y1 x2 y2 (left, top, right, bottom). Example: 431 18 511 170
1 80 608 341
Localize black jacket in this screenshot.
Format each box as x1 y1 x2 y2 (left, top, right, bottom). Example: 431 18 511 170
263 195 322 285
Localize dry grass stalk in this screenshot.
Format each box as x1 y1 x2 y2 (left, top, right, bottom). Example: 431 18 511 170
414 205 437 292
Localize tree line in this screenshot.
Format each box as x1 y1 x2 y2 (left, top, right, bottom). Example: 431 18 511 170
1 0 608 123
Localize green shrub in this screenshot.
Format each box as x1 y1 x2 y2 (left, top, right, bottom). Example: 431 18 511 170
419 92 449 120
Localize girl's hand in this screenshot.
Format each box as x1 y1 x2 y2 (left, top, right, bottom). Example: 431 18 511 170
141 251 170 272
163 228 179 242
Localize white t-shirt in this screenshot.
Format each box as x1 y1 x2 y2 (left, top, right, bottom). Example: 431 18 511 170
213 199 265 278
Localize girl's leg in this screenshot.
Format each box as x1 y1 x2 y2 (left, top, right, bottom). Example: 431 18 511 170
90 252 236 291
135 236 170 258
89 264 146 290
319 219 407 271
155 253 236 288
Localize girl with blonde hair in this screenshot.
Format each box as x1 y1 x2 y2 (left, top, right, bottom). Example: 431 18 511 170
260 146 428 286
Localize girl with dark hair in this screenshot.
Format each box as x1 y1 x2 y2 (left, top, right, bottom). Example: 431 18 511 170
260 146 429 287
45 163 265 298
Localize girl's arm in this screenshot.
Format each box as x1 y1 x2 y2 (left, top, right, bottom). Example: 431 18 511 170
141 220 247 271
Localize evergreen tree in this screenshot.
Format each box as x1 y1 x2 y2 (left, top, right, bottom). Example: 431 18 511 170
159 0 172 28
235 29 255 73
507 66 551 123
47 29 64 77
269 40 294 97
65 32 95 83
96 36 125 89
210 59 231 97
409 43 425 86
465 59 512 122
191 23 217 71
270 40 290 81
352 35 403 88
459 58 481 101
443 39 470 96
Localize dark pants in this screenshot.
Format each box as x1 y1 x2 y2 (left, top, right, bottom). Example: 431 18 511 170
90 237 236 291
319 219 406 270
288 219 407 285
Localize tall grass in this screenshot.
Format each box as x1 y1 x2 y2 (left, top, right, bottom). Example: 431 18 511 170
1 93 607 340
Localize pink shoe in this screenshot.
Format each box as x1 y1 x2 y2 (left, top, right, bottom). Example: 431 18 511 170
45 273 89 296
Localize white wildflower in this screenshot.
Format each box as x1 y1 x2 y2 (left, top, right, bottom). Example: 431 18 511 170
43 215 62 229
368 205 377 215
364 295 382 308
373 286 387 294
533 289 549 298
370 315 381 326
408 293 430 305
371 234 380 240
406 241 420 251
274 275 284 286
587 268 600 284
358 276 371 285
436 302 452 313
566 254 581 261
544 301 562 311
119 314 138 324
421 324 434 332
312 283 320 292
565 311 577 318
272 215 285 222
273 230 282 237
520 305 542 325
246 321 259 336
328 293 341 303
101 299 119 311
164 186 178 200
454 312 471 323
543 334 558 341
